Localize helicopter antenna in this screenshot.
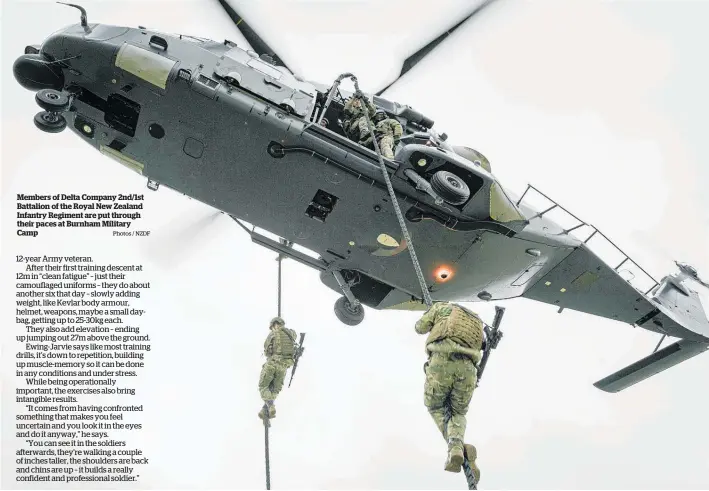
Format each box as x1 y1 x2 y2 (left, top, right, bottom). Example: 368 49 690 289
56 2 89 31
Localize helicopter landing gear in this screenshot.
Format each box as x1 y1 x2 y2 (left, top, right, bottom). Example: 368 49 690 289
430 170 470 205
332 270 365 326
34 111 67 133
334 296 364 326
33 89 70 134
35 89 70 112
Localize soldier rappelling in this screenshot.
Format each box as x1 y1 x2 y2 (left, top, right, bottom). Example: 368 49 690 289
415 302 484 482
258 316 298 420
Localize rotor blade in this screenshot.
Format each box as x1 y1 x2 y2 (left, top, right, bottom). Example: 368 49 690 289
376 0 499 96
214 0 291 71
144 211 222 267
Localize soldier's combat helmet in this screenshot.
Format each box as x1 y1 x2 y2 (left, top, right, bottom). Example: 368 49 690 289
270 316 285 326
373 109 387 122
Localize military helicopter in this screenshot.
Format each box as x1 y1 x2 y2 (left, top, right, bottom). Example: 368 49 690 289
12 1 709 394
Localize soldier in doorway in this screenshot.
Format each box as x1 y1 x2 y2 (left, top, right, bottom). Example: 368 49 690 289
342 95 376 142
359 109 403 158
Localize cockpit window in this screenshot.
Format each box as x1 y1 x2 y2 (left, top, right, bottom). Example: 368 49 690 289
247 58 282 80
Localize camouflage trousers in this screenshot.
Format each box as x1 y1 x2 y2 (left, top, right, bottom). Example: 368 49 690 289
343 116 369 141
258 356 293 401
352 117 395 158
356 116 371 140
378 135 395 158
424 351 477 444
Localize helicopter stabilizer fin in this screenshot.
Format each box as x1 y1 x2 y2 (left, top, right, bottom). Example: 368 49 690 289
593 338 709 393
593 267 709 392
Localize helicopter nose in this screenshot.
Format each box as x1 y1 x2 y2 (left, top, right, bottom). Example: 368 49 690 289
13 51 65 91
12 26 71 92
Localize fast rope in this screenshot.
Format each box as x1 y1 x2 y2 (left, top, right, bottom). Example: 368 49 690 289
334 75 479 488
263 414 271 490
277 253 283 317
348 76 433 308
225 215 282 489
262 254 284 490
259 74 435 490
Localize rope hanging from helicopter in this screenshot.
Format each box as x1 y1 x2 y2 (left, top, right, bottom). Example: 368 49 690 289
277 252 283 318
263 414 271 490
262 241 298 490
316 76 485 489
262 249 289 490
237 70 435 488
324 74 434 308
261 255 284 491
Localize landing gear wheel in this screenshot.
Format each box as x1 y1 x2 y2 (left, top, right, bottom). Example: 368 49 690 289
34 111 67 133
334 296 364 326
35 89 69 112
430 170 470 205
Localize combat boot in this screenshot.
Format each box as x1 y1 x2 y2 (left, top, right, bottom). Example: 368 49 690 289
258 402 269 420
444 439 464 473
267 400 276 419
464 443 481 483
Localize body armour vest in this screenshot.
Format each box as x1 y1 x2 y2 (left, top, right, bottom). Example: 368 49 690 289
266 328 297 358
426 304 484 351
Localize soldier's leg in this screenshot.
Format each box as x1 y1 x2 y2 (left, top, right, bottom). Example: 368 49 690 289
271 360 288 395
271 359 294 417
357 116 371 141
345 117 360 141
379 135 394 158
448 361 476 440
258 360 278 419
258 359 277 401
426 357 468 472
423 355 453 439
426 354 468 472
447 361 477 474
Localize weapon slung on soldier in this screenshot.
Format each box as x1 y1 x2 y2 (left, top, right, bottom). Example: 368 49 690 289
288 333 306 387
476 306 505 383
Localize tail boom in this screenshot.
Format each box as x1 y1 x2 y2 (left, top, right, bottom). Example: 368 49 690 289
521 243 709 391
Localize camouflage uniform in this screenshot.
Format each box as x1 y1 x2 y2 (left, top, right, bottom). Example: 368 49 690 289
360 110 403 158
415 302 484 480
342 96 376 142
258 317 297 419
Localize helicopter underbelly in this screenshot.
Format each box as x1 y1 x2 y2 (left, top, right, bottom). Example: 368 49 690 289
65 55 570 307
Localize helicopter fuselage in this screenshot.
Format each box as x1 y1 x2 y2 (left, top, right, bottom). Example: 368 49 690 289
17 24 563 301
13 22 709 352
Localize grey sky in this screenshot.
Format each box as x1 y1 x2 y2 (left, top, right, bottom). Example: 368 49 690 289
2 0 709 489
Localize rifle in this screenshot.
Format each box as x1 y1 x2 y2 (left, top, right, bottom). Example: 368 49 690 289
459 306 505 489
288 333 306 387
476 306 505 384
